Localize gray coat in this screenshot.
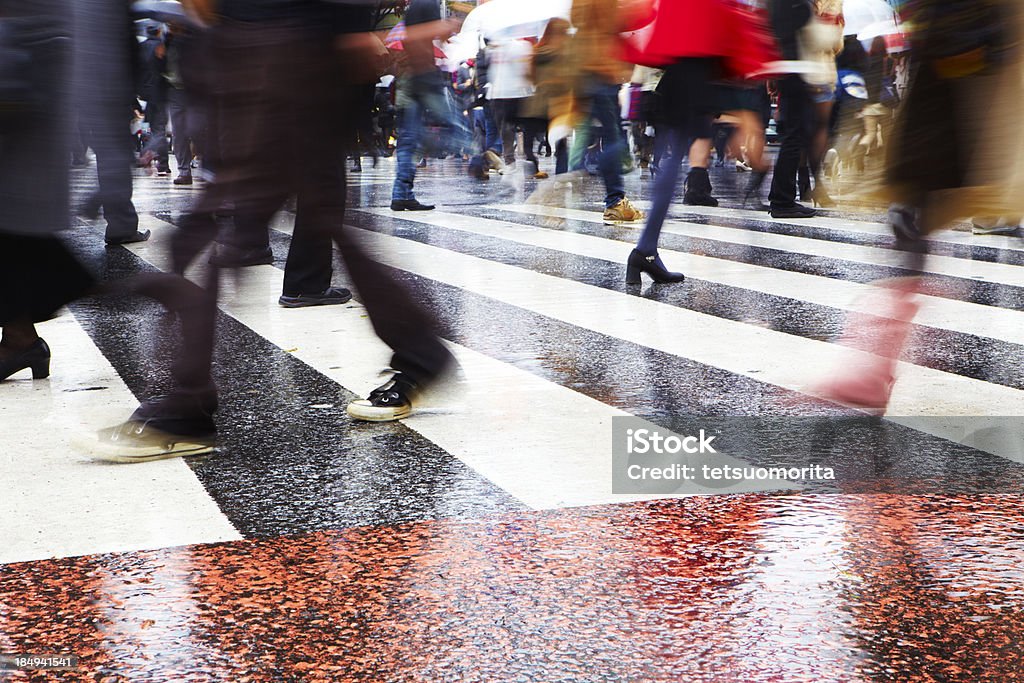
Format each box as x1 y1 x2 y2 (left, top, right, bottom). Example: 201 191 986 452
0 0 72 236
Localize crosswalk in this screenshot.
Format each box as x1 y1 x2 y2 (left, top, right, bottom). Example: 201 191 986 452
6 166 1024 564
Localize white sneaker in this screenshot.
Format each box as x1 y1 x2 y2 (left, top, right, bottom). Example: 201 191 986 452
76 420 217 463
972 217 1021 236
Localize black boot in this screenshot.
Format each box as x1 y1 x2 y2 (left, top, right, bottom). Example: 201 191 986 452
743 171 768 211
626 249 685 284
683 167 718 207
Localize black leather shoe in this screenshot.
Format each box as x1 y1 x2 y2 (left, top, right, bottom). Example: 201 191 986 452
769 203 816 219
278 287 353 308
105 229 151 245
625 249 686 285
209 244 274 268
390 199 435 211
0 338 50 381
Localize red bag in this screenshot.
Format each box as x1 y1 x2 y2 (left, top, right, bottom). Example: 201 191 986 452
721 3 780 80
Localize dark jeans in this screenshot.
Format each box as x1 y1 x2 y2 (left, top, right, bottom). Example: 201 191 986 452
520 118 546 164
490 98 523 164
575 78 626 209
172 19 452 386
768 75 815 208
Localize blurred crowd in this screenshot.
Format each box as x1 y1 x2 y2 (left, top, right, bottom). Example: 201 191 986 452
1 0 1022 460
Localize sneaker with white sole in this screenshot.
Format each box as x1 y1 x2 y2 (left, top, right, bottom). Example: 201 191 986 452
347 372 417 422
80 420 217 463
972 217 1021 236
78 392 218 463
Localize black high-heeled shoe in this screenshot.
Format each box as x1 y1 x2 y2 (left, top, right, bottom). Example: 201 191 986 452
625 249 685 285
0 338 50 381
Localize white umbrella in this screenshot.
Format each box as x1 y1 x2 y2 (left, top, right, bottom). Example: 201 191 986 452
842 0 897 37
447 0 571 63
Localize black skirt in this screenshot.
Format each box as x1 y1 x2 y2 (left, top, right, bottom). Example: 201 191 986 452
653 58 720 138
0 234 95 326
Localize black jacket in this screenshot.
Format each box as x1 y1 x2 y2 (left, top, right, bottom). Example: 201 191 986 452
770 0 813 62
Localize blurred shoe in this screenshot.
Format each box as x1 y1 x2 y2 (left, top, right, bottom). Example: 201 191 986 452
173 172 192 185
742 171 769 211
484 150 505 172
972 217 1021 235
603 197 643 223
390 199 435 211
417 158 427 168
347 371 417 422
768 203 815 219
278 286 352 308
136 150 155 168
0 338 50 381
682 168 718 207
155 167 171 177
889 204 922 242
811 187 836 208
105 229 151 246
468 157 489 180
533 170 549 179
352 158 362 173
82 392 218 463
735 160 752 172
816 283 919 414
209 244 273 267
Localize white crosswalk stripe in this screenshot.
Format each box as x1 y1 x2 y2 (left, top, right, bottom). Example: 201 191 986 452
500 204 1024 287
8 194 1024 563
0 312 241 565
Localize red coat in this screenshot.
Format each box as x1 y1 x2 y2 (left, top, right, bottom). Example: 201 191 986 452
620 0 779 78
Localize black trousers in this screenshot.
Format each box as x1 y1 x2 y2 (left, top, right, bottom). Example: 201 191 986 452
80 103 140 239
768 75 815 208
171 19 453 386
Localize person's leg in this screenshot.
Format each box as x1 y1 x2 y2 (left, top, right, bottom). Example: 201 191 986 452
496 99 519 165
555 137 568 174
768 75 814 214
391 89 424 203
86 106 142 241
168 88 193 178
590 82 626 209
143 97 171 173
683 132 717 207
483 100 501 155
627 126 685 283
636 127 683 256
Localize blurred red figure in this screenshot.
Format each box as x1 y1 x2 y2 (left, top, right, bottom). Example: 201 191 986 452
622 0 778 284
817 0 1024 413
